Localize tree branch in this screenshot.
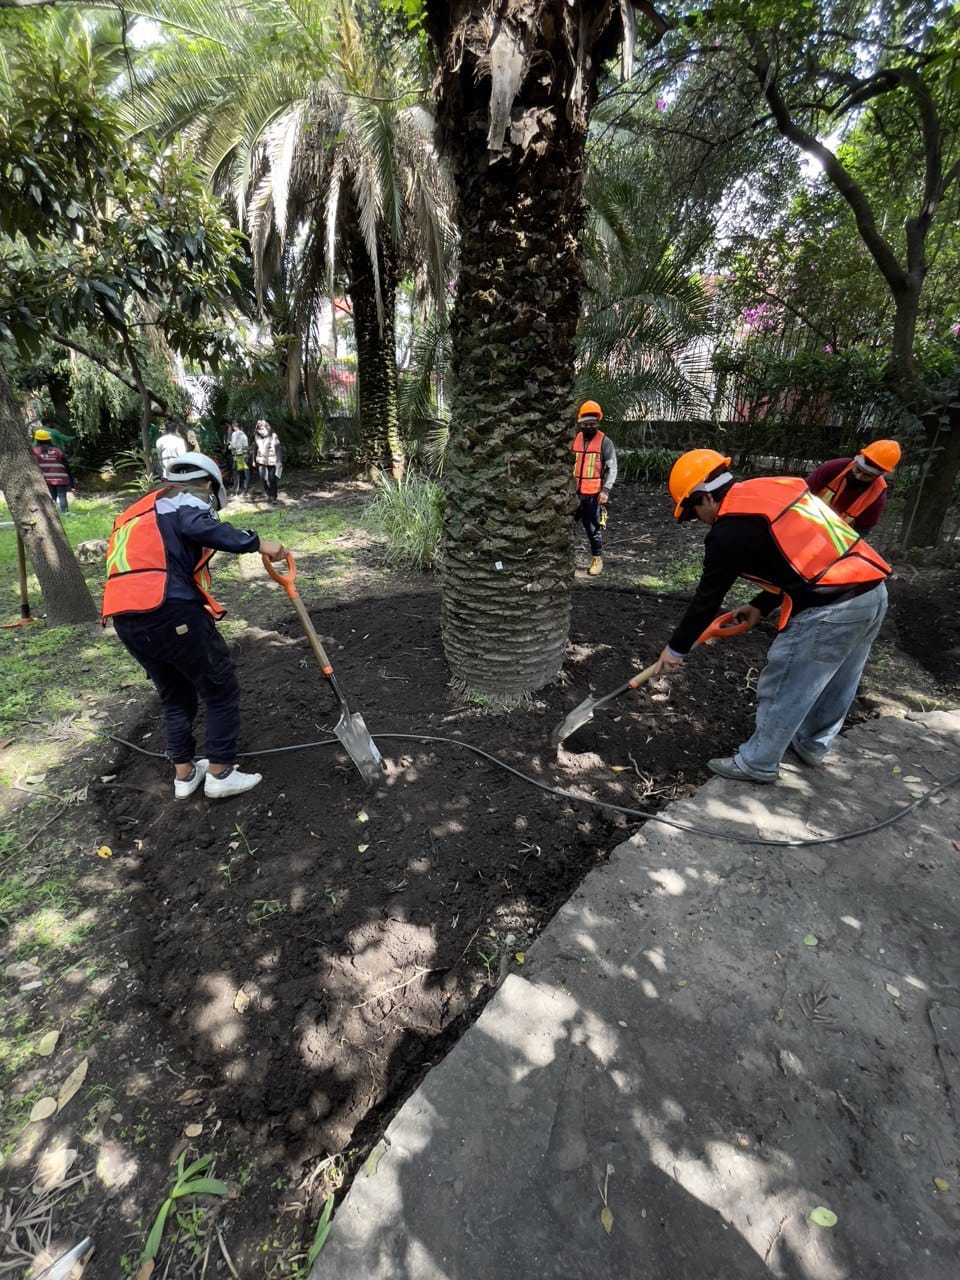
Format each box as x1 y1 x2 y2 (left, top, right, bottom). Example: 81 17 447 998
49 331 172 414
744 32 908 297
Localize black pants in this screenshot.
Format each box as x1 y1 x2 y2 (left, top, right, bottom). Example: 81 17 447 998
574 494 602 554
114 600 240 763
259 464 278 499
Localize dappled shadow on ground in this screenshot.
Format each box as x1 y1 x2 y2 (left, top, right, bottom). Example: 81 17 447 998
312 713 960 1280
79 585 781 1274
5 475 954 1277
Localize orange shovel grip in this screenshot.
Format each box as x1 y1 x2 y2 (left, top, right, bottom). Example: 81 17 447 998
262 549 298 599
697 609 751 645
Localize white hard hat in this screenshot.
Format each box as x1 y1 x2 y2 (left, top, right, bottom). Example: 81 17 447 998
164 451 228 510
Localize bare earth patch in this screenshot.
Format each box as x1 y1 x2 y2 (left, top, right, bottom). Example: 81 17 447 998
1 476 955 1278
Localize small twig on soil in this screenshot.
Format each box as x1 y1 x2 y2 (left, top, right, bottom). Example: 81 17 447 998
217 1229 239 1280
12 781 65 804
352 967 439 1009
18 802 69 854
458 924 483 964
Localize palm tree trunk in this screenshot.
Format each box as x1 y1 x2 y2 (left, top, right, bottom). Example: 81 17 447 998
429 2 619 698
349 232 403 479
0 368 99 625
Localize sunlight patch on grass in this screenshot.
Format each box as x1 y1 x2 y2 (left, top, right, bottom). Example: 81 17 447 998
10 904 97 956
0 622 141 783
637 552 705 593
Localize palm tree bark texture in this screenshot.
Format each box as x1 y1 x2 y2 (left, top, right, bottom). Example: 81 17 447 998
0 368 98 625
426 1 623 697
349 229 404 479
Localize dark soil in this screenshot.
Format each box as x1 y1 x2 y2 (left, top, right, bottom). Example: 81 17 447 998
5 477 956 1279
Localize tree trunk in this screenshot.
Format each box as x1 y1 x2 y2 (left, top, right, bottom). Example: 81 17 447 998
428 1 620 698
349 231 403 480
899 406 960 549
0 367 99 624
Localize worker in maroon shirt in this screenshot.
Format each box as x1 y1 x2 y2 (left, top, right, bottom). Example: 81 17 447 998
806 439 901 533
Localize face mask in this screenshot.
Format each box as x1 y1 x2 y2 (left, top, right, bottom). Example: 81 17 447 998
581 425 598 439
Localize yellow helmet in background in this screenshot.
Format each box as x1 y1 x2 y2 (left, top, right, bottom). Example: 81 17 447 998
33 428 52 442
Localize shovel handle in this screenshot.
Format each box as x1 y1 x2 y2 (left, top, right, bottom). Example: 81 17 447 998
593 660 660 710
263 551 335 677
697 609 751 644
626 660 661 692
262 548 298 597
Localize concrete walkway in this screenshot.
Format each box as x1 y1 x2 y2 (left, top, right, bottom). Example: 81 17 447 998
311 710 960 1280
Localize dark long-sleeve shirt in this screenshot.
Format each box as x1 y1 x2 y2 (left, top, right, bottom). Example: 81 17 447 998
155 490 259 605
668 512 883 655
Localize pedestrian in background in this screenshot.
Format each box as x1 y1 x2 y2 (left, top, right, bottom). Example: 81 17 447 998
32 428 74 513
229 421 250 496
571 400 617 576
807 439 901 533
155 422 187 478
254 420 282 503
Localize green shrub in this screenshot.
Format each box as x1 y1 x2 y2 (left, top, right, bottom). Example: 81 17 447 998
617 447 680 483
363 471 442 571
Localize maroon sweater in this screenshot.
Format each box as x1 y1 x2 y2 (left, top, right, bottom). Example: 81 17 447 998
807 457 887 532
32 445 71 488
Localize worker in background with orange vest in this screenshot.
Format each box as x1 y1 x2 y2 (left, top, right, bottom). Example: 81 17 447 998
572 400 617 576
102 452 285 801
807 439 901 533
653 450 891 784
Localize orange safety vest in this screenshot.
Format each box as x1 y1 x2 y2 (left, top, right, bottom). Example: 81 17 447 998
719 478 890 629
101 489 225 622
572 430 606 495
818 460 886 521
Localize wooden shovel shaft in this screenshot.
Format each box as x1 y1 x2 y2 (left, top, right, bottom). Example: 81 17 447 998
288 593 334 676
591 660 660 713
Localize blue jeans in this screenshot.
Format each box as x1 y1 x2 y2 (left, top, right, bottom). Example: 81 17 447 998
736 582 888 778
574 494 602 554
48 485 69 512
114 600 241 764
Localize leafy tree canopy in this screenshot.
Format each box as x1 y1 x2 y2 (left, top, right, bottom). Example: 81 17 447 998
0 12 245 395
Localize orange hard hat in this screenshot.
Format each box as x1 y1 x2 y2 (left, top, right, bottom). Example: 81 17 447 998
577 400 603 422
860 439 901 473
668 449 732 520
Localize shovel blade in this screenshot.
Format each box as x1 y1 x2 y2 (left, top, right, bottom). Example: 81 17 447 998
334 709 385 785
552 695 599 749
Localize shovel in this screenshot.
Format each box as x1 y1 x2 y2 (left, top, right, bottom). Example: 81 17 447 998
553 610 751 748
262 551 385 785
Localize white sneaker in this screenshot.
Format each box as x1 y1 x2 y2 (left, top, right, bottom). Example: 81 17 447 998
204 766 262 799
174 758 208 800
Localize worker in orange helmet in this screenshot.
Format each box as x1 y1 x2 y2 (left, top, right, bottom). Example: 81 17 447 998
652 449 891 783
807 439 901 533
571 400 617 576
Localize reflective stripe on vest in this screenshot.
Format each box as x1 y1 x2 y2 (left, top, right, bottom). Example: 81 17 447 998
101 489 225 622
818 460 886 521
33 446 70 488
718 478 890 629
572 430 605 495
